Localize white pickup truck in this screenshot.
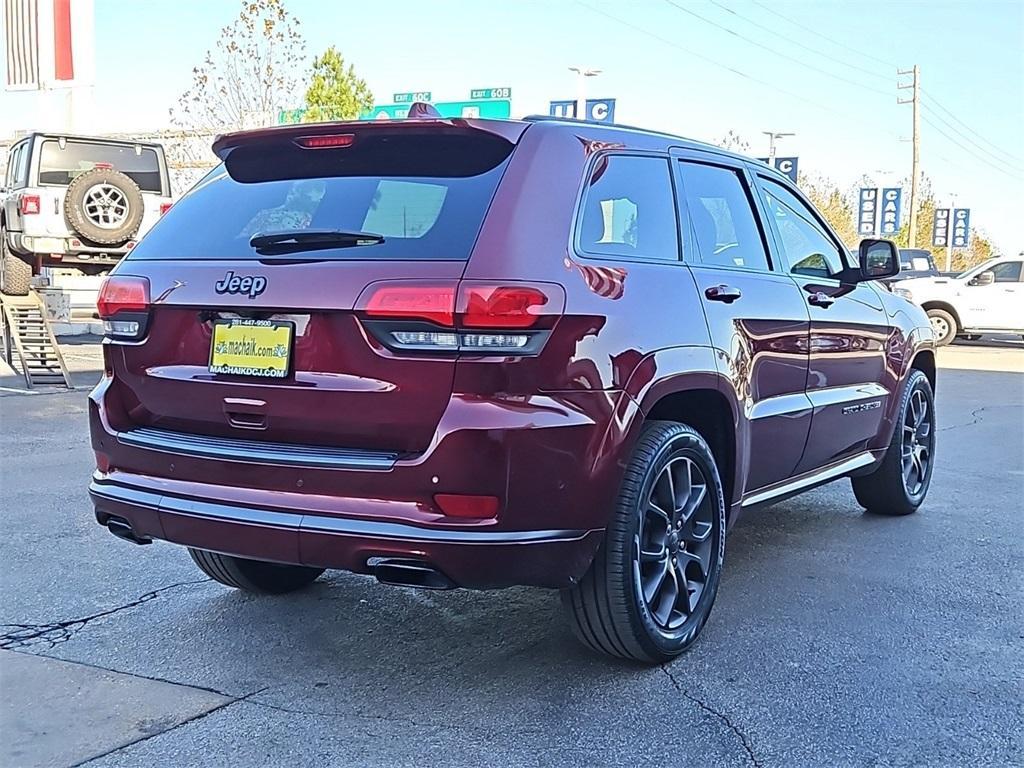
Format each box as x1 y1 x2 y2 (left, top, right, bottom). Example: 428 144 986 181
1 133 172 295
891 255 1023 345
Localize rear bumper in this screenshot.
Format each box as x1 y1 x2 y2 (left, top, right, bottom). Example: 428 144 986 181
89 376 637 589
11 231 129 259
89 474 602 589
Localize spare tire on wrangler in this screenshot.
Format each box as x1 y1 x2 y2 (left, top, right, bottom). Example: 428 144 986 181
64 167 144 245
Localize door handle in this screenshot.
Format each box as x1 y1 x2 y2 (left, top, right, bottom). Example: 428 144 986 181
705 284 742 303
807 291 835 308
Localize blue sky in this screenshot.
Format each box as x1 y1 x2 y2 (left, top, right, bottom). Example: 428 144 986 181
3 0 1022 251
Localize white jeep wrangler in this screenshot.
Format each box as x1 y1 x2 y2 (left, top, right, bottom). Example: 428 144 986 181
892 255 1023 345
1 133 172 295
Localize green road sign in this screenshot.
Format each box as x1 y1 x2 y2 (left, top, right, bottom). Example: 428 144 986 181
470 87 511 100
393 91 431 103
277 107 306 125
359 99 511 121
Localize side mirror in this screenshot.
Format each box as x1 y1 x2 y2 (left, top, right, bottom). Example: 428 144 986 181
969 271 994 286
856 238 900 281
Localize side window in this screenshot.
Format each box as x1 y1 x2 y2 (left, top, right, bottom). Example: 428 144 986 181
6 144 23 188
14 143 31 188
760 178 845 279
578 155 679 261
676 161 769 271
990 261 1022 282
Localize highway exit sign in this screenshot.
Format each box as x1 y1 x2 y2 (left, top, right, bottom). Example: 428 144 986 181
470 87 511 100
360 99 511 121
393 91 431 103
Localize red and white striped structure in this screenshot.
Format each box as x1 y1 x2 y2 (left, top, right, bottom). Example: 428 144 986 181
4 0 93 91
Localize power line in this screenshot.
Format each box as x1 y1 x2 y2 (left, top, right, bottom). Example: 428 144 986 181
728 1 1023 179
921 114 1023 181
707 0 892 84
749 0 899 70
921 101 1023 172
921 89 1024 165
573 0 901 141
662 0 893 99
746 0 1023 169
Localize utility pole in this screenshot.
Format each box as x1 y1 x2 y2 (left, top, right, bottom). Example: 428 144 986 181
897 65 920 247
569 67 601 121
945 194 955 272
763 131 794 164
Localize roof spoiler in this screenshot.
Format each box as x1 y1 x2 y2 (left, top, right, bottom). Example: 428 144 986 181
212 110 526 162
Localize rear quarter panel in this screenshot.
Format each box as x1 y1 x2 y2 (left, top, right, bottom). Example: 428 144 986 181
460 125 719 526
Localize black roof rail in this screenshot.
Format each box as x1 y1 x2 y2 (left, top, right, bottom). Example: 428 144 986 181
521 114 742 158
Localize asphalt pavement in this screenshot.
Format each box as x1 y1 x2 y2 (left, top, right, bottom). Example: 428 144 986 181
0 340 1021 767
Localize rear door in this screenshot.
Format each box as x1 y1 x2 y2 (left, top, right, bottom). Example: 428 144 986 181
959 260 1022 330
108 122 522 454
752 172 890 475
672 151 812 492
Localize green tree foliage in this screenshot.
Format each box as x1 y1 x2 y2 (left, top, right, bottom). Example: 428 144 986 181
892 178 996 271
799 173 858 247
302 46 374 122
794 171 997 271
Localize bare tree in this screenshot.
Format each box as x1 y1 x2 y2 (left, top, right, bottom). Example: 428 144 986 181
167 0 306 187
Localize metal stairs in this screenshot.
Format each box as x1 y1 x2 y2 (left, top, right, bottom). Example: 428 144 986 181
1 292 73 389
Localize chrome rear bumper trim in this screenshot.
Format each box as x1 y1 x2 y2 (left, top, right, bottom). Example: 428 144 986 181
116 427 399 470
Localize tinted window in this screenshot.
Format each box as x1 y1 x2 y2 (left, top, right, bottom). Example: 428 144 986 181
38 140 162 192
678 162 768 271
990 261 1022 282
760 179 844 278
7 143 27 187
578 155 679 261
129 159 510 262
15 143 29 187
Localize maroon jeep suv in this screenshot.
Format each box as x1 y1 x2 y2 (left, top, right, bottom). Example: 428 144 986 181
89 114 936 662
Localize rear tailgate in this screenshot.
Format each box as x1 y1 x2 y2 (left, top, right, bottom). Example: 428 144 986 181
104 119 526 454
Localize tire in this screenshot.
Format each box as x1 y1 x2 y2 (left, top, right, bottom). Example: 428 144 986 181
852 369 935 516
1 232 31 296
562 421 726 663
188 548 324 594
926 308 958 346
64 168 144 245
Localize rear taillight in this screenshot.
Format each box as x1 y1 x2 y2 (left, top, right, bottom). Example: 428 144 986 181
365 284 456 326
357 281 563 355
19 194 40 215
459 285 549 329
159 202 173 216
97 276 150 340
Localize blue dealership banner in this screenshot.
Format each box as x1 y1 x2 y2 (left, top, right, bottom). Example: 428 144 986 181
951 208 971 247
756 156 799 184
879 188 902 236
932 208 950 247
548 98 616 123
857 188 879 237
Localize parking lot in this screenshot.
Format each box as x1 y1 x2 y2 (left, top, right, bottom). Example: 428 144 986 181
1 338 1021 767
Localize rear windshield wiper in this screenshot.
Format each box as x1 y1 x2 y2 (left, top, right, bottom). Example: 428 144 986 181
250 229 385 254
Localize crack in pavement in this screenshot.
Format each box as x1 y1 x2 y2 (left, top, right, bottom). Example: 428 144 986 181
0 578 211 650
938 406 990 432
938 404 1021 433
661 666 763 768
72 686 269 768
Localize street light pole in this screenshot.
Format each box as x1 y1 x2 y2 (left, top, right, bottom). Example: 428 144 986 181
569 67 601 121
762 131 795 164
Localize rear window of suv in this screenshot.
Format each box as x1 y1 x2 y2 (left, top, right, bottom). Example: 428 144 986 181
129 131 514 262
38 140 163 192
